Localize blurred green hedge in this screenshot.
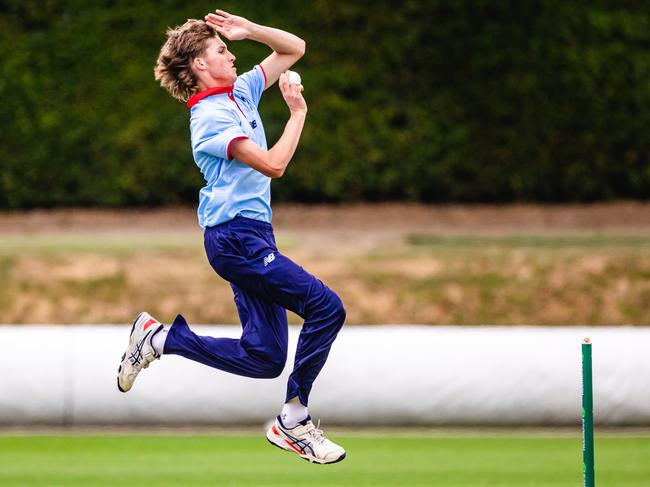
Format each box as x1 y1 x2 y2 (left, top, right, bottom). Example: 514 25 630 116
1 0 649 207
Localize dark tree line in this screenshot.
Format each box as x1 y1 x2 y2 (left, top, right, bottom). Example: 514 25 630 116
1 0 648 207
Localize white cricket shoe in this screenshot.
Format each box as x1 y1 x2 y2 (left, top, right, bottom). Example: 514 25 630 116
117 312 164 393
266 416 346 464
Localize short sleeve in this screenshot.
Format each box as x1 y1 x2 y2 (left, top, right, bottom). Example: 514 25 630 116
191 107 248 160
234 65 266 107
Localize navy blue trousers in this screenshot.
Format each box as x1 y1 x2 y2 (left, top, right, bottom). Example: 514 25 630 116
163 216 345 406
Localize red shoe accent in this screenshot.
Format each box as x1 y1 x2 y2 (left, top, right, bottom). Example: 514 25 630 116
143 318 157 331
285 439 304 455
272 425 280 435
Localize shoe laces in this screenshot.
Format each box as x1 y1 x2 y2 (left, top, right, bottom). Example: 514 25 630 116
305 419 326 444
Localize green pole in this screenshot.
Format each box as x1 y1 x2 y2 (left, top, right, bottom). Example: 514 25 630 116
582 338 595 487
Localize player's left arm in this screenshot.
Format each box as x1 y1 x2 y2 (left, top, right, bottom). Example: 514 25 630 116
205 9 305 91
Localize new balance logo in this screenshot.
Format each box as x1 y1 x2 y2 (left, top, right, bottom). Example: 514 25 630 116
250 120 257 129
263 252 275 267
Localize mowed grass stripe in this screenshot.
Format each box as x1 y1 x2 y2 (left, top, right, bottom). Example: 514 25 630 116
0 435 649 486
4 232 648 253
407 233 650 250
0 233 296 254
0 234 202 253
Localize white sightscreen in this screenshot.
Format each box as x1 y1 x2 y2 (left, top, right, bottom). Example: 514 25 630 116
0 325 648 425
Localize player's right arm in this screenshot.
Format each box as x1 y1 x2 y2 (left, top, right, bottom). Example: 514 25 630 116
230 72 307 179
204 9 305 91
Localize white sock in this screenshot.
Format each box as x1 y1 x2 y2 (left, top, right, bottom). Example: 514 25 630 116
151 328 168 356
280 399 308 429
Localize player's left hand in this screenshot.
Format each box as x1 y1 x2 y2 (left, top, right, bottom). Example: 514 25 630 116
279 71 307 115
205 10 253 41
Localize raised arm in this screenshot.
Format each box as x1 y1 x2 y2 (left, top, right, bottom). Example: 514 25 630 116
205 9 305 90
229 72 306 178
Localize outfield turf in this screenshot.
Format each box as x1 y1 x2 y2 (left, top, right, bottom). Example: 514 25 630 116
1 434 649 486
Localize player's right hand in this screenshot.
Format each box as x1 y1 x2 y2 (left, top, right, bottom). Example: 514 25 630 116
279 71 307 115
205 10 252 41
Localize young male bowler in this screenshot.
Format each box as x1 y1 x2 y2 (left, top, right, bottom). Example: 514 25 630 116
116 9 346 464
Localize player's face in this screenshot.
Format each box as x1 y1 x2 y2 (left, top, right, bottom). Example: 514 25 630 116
200 36 237 84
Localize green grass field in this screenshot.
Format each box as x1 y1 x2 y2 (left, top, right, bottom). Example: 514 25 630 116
1 433 649 486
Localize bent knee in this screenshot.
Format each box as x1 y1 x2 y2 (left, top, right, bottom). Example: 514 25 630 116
267 364 285 378
327 291 346 326
259 360 285 379
256 351 287 379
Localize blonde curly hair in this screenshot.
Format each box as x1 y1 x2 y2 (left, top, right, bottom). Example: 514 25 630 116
154 19 215 102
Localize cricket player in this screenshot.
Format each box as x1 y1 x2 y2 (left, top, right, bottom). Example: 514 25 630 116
116 9 346 464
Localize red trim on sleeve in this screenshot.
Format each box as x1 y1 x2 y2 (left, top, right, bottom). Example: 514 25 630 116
187 85 234 108
259 64 267 86
227 136 249 160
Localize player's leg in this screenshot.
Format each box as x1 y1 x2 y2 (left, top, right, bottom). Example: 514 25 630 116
117 280 288 391
162 283 288 378
245 263 345 464
204 221 346 463
252 266 345 464
207 230 345 409
116 219 291 390
283 276 345 407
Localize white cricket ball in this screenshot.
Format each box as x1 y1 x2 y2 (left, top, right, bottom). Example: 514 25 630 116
287 71 301 85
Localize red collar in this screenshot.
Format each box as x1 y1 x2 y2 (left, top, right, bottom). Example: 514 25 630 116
187 85 234 108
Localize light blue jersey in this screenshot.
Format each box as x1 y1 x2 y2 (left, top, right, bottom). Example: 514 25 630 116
187 65 270 228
